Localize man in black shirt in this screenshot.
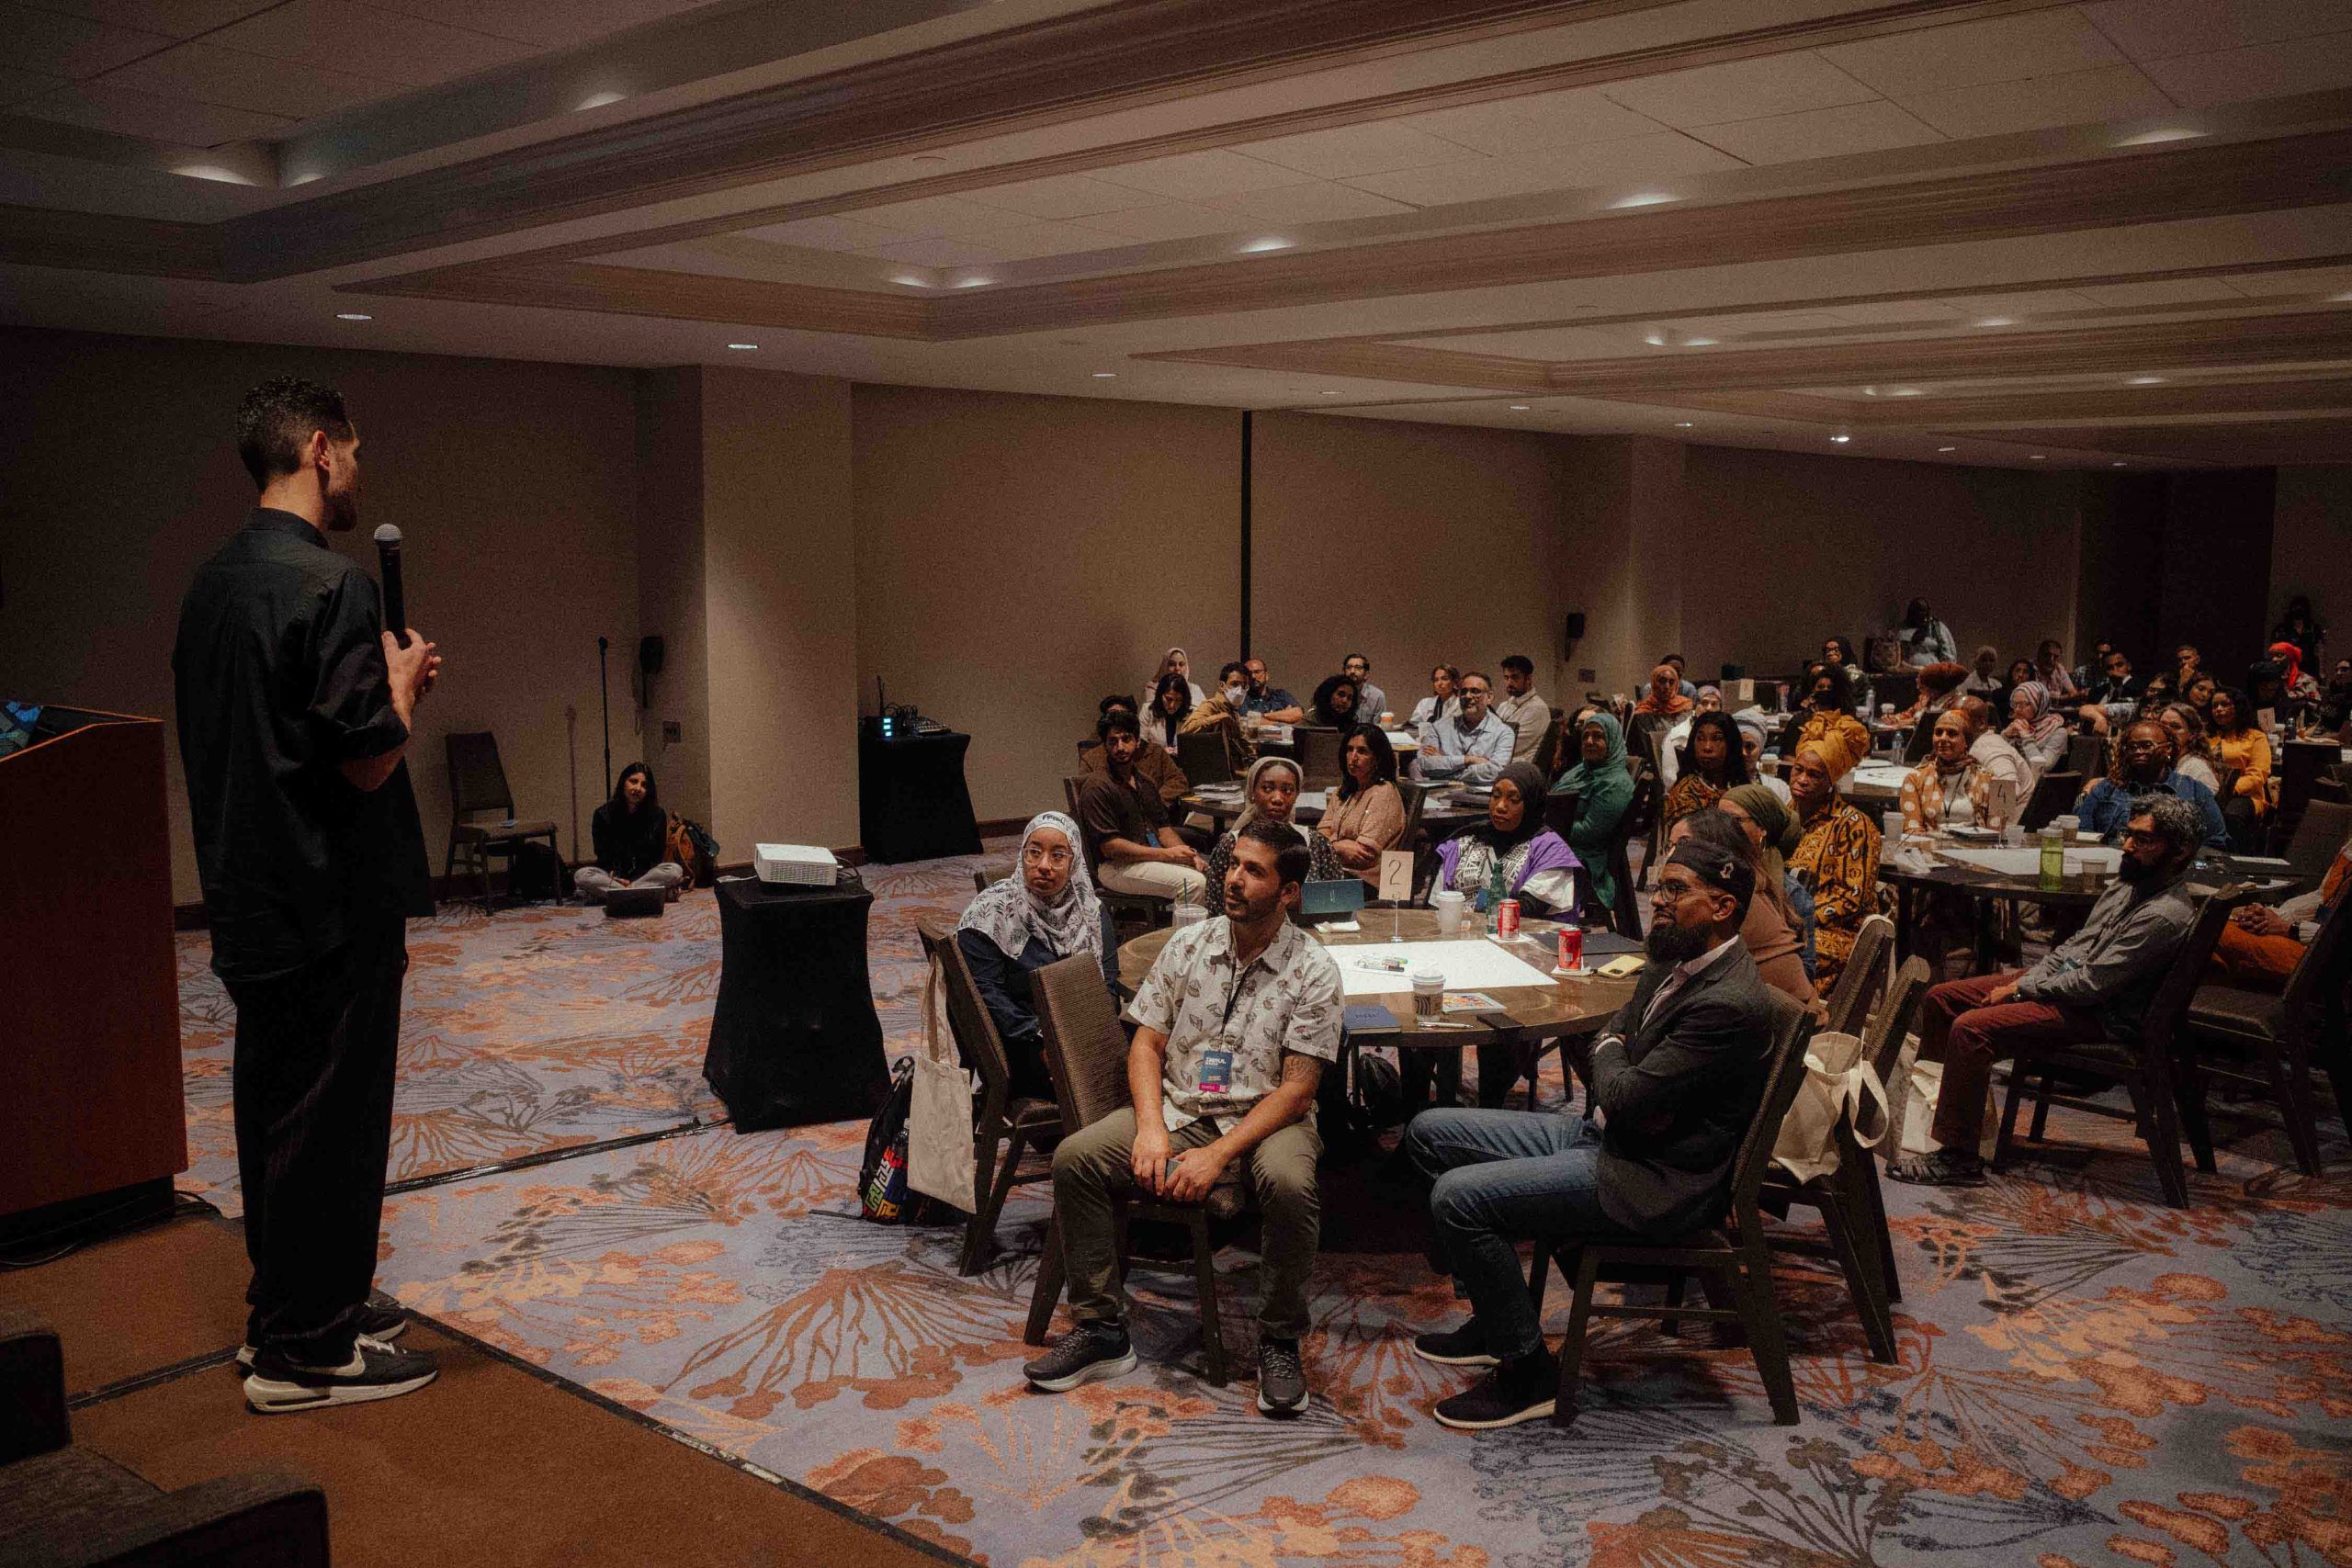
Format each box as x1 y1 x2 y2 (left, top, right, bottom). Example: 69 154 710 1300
174 378 443 1414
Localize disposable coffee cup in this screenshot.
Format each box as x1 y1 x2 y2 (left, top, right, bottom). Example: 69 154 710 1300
1411 967 1444 1019
2053 814 2081 842
1171 903 1207 927
1432 889 1467 935
1379 711 1396 726
1882 810 1905 840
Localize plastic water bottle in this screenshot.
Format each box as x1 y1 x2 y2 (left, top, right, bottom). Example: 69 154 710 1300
2039 825 2064 890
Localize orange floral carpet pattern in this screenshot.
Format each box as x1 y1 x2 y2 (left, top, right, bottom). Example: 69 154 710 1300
190 843 2352 1565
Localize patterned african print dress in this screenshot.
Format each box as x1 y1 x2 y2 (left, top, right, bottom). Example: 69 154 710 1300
1790 795 1883 998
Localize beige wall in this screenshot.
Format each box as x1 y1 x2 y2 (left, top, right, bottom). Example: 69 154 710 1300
2271 467 2352 672
633 367 713 828
851 385 1239 825
1674 446 2083 689
702 366 859 853
0 328 640 904
1252 412 1578 716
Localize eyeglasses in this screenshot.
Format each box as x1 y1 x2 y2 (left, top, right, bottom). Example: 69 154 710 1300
2119 829 2165 848
1021 845 1074 866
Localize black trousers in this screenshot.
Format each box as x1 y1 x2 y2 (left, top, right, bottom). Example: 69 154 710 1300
225 915 408 1364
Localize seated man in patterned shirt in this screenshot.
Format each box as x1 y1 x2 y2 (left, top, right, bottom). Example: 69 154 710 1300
1023 818 1343 1417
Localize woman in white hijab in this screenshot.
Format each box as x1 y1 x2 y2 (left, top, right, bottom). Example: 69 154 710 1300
1148 647 1208 709
954 812 1111 1098
1203 756 1345 891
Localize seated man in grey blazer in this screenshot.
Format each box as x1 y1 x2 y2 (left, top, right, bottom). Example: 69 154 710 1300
1401 840 1777 1430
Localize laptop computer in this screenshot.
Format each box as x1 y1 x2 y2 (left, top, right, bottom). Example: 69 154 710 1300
1300 877 1367 922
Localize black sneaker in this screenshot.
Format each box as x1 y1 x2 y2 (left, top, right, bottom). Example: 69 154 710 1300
243 1338 438 1414
1886 1148 1987 1187
1257 1337 1308 1416
1023 1320 1136 1393
238 1292 407 1368
1412 1318 1498 1368
1432 1346 1559 1431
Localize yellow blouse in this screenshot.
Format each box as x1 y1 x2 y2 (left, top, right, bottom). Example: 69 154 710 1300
2210 729 2274 813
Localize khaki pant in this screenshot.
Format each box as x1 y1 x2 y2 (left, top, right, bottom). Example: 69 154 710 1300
1049 1105 1321 1338
1099 857 1208 907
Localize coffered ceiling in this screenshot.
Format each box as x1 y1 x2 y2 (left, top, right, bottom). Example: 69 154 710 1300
5 0 2352 468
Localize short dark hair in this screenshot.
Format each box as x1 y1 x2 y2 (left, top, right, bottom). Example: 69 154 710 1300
1344 652 1370 669
237 377 352 488
1218 660 1248 683
1236 816 1311 886
1662 652 1686 667
1096 707 1140 741
1500 654 1533 677
1098 693 1137 716
1458 669 1492 690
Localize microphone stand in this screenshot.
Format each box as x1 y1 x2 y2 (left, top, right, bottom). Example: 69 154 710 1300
597 636 612 798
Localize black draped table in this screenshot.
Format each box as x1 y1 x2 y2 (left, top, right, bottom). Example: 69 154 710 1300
705 873 889 1131
859 727 982 863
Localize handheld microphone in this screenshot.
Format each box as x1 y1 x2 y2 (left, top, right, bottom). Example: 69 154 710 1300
372 524 407 647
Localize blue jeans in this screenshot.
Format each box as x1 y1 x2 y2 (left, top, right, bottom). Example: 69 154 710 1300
1403 1109 1636 1359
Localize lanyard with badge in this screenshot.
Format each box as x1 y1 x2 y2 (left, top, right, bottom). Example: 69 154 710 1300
1198 950 1259 1100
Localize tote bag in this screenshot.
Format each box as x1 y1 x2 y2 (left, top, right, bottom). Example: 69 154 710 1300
1897 1052 2000 1161
905 958 980 1213
1770 1030 1889 1183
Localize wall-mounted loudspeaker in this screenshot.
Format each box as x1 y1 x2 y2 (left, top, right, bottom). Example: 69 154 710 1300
1564 612 1587 642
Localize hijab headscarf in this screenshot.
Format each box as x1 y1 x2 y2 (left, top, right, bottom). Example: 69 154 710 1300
1232 755 1305 835
1480 761 1552 851
1725 782 1798 891
2268 640 2306 691
956 812 1102 963
1553 711 1633 817
2005 680 2064 749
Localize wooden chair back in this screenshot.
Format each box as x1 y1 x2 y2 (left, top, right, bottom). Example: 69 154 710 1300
1034 952 1137 1134
2278 740 2335 830
1607 767 1657 935
1728 991 1818 1224
2065 732 2107 781
2277 873 2352 1030
1823 915 1894 1037
446 731 515 818
1866 957 1932 1087
972 866 1010 894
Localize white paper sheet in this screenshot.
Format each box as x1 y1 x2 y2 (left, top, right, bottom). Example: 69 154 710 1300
1328 938 1561 998
1941 844 2121 876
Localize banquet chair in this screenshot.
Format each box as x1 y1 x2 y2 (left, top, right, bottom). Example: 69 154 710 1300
1294 726 1346 789
2274 741 2335 841
1526 990 1815 1427
2184 886 2352 1177
1022 953 1251 1384
443 730 559 910
1606 767 1657 936
1758 956 1929 1365
2279 801 2351 883
1997 885 2252 1208
1822 916 1894 1037
973 866 1009 893
1175 728 1236 786
917 916 1064 1275
2065 733 2107 782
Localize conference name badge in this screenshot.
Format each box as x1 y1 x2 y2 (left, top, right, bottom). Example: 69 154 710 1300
1197 1048 1234 1097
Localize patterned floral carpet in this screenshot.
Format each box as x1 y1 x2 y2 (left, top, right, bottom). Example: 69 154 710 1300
176 846 2352 1567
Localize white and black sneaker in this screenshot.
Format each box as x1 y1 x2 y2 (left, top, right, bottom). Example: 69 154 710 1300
1411 1318 1498 1368
238 1292 408 1369
1256 1337 1308 1416
243 1337 438 1414
1432 1347 1560 1432
1022 1320 1137 1393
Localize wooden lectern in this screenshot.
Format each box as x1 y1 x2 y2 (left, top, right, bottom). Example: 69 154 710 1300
0 708 187 1247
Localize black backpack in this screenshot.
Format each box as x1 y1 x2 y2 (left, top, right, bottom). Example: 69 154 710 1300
857 1057 946 1225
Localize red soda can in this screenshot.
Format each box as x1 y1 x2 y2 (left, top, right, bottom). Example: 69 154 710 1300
1558 925 1583 971
1497 898 1521 937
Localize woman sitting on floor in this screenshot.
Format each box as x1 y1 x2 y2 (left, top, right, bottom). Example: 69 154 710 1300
1318 725 1408 885
954 811 1113 1101
1436 761 1582 920
1549 711 1634 915
576 762 687 903
1786 733 1883 998
1204 756 1346 890
1660 710 1749 831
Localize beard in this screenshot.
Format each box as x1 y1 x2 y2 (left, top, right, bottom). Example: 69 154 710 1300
2117 852 2165 885
1645 921 1713 964
322 478 360 533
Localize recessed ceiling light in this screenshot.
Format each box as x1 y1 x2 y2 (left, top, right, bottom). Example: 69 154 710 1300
1091 371 1116 378
2112 461 2128 467
1609 192 1677 209
1682 336 1716 347
1643 333 1668 346
1889 387 1923 398
2115 127 2203 146
2029 454 2046 460
1320 390 1343 396
1238 238 1292 254
575 90 627 110
952 276 993 288
1975 317 2016 328
1937 446 1956 453
888 274 932 288
335 311 371 321
1673 422 1693 428
726 343 758 351
2127 375 2165 385
1861 387 1878 397
1830 434 1851 444
1509 404 1531 411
